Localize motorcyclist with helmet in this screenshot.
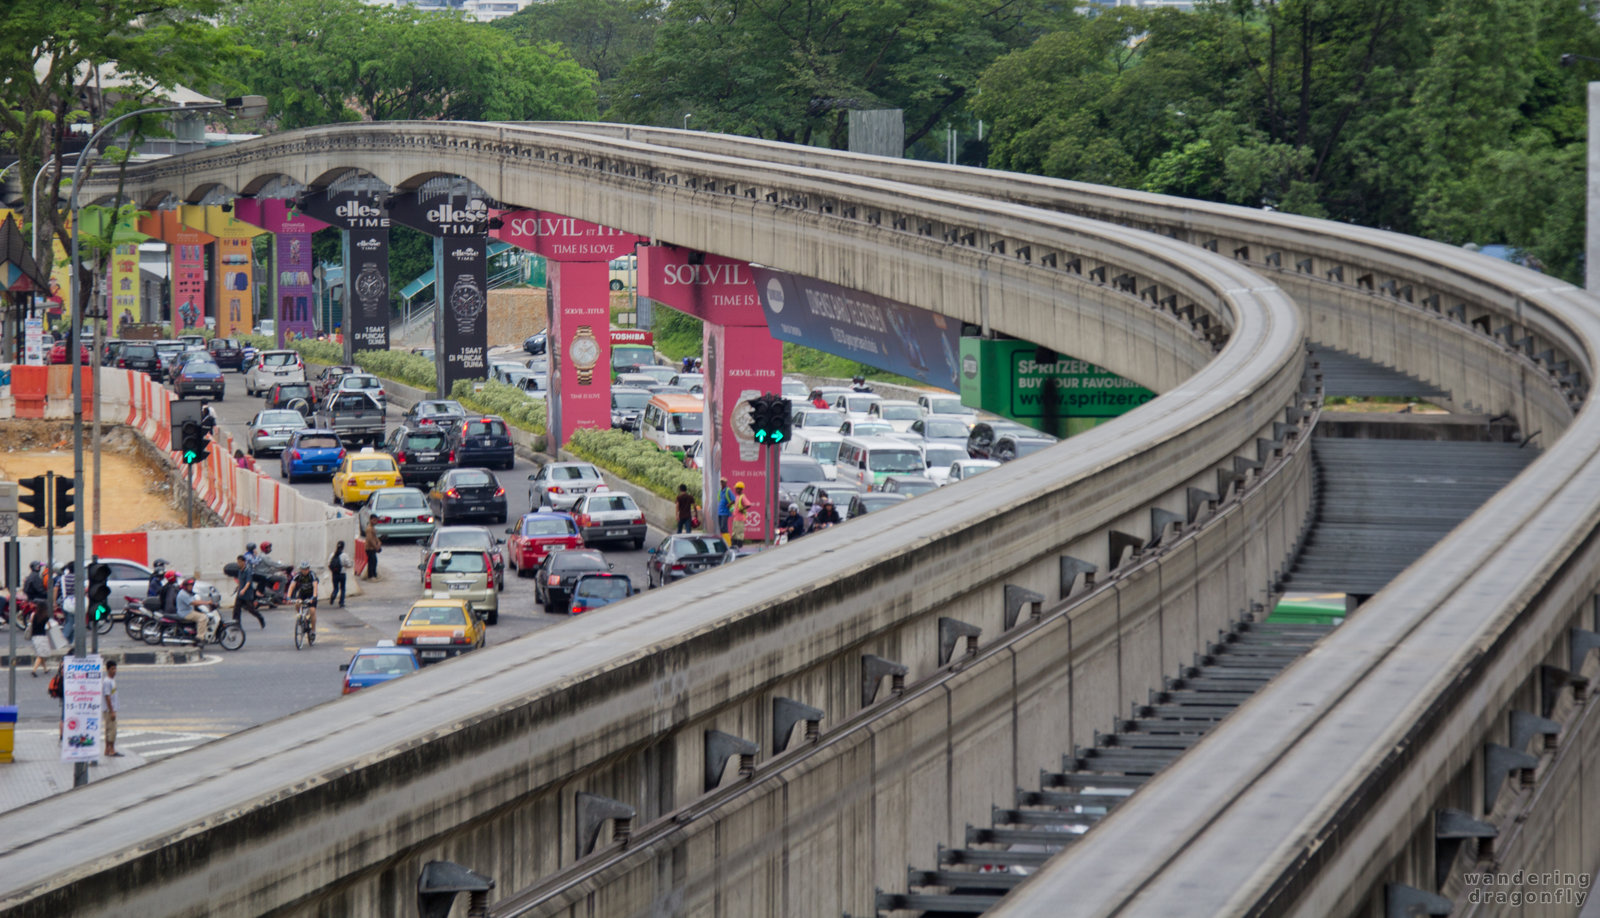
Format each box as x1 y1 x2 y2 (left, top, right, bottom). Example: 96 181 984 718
158 570 181 618
147 559 169 597
173 577 209 642
850 375 873 393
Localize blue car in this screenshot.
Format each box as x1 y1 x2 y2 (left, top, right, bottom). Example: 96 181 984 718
174 357 226 400
280 429 347 482
339 642 419 694
567 573 636 615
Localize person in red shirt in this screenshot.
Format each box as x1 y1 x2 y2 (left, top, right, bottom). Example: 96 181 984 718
810 389 828 409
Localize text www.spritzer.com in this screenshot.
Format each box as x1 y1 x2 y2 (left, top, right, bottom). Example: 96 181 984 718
1461 871 1590 908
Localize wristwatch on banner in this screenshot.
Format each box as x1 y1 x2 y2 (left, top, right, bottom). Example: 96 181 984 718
570 325 601 385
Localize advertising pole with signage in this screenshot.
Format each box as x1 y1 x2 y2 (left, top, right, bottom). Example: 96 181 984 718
389 184 492 396
638 247 780 540
137 211 215 335
178 205 266 340
59 654 104 763
107 242 141 332
233 198 331 347
492 210 646 449
298 184 392 362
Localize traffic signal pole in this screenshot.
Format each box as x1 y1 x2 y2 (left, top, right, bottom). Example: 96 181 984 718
187 462 195 529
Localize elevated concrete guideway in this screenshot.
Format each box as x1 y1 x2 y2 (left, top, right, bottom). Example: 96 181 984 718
2 122 1597 917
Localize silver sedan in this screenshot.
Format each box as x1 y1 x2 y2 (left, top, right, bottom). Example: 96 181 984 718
247 409 311 457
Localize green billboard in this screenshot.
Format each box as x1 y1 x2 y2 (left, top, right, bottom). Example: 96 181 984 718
959 338 1155 436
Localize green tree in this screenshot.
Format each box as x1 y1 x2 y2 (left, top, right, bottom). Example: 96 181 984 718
495 0 663 108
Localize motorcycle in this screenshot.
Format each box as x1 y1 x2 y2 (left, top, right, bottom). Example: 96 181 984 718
141 603 246 651
224 560 291 607
122 595 158 640
4 598 41 633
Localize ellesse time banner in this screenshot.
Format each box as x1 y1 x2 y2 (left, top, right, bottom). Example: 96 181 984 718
388 188 490 396
298 188 391 357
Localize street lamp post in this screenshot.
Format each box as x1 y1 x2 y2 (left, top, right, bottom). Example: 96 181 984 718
64 94 265 787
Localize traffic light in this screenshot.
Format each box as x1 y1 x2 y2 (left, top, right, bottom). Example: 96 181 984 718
749 394 793 445
53 476 75 528
86 562 112 623
180 420 209 465
18 476 46 528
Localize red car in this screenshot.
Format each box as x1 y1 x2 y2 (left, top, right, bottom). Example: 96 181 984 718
50 342 93 365
506 511 582 577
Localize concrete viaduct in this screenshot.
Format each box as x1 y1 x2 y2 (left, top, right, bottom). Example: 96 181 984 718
0 122 1595 918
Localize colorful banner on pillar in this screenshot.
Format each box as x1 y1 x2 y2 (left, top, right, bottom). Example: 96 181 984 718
751 267 962 389
546 261 613 444
137 211 215 334
638 247 763 325
703 324 781 541
298 186 391 358
389 187 491 395
233 199 329 346
107 242 140 333
179 205 264 339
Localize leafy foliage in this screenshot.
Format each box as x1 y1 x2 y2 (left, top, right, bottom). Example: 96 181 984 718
358 351 436 390
286 339 345 364
566 427 702 502
449 380 548 435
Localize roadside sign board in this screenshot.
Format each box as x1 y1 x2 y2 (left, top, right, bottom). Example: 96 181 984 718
60 655 105 762
959 337 1156 436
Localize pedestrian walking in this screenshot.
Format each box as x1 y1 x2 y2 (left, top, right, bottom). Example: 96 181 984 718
363 519 382 579
29 600 52 677
103 661 121 757
329 541 349 607
675 485 698 533
715 478 735 542
57 562 75 645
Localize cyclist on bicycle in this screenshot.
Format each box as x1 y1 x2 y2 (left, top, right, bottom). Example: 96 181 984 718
290 561 318 637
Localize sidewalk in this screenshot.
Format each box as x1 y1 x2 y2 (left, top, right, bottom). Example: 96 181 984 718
0 729 146 814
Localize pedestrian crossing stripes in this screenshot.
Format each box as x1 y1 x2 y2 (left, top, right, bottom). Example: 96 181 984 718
117 730 223 759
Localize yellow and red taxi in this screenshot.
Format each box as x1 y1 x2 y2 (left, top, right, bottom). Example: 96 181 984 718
506 510 583 577
394 597 486 665
331 449 402 508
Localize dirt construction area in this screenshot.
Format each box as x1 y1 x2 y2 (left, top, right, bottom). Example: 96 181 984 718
0 420 194 536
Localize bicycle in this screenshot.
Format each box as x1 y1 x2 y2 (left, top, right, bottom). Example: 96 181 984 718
293 597 317 650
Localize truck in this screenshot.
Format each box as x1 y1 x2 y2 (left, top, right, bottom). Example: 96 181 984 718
610 328 656 374
313 390 387 448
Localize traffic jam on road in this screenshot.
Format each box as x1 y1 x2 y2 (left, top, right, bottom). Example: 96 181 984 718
108 329 1057 696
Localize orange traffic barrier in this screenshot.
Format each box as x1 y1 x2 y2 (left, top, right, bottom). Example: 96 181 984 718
11 365 45 418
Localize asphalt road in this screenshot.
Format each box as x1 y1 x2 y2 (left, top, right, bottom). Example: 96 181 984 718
10 347 667 747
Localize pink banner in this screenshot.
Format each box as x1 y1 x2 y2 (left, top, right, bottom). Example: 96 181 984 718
638 247 763 325
703 324 782 541
233 199 329 346
491 210 644 262
137 212 213 334
547 261 613 443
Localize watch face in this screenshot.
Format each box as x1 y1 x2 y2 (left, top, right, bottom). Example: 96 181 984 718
570 336 600 367
449 274 485 327
355 264 386 308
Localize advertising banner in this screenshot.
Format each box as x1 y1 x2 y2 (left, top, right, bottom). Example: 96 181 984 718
138 211 215 335
23 316 43 365
491 209 644 262
179 205 265 340
298 186 391 359
233 199 329 346
703 324 781 541
546 260 612 444
59 654 104 762
638 247 763 325
958 337 1155 436
389 186 491 395
107 242 141 333
751 268 961 389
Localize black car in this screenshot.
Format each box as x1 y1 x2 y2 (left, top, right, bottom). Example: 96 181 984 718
523 332 546 355
534 548 611 614
206 337 244 371
402 399 468 430
427 468 509 525
966 420 1041 459
449 416 515 470
116 342 162 377
992 433 1056 462
386 425 454 488
267 382 317 417
645 534 730 588
100 339 125 367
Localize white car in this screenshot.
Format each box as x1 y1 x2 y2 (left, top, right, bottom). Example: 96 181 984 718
945 458 1000 484
920 444 967 485
245 349 307 395
333 373 387 408
917 394 977 424
832 392 883 422
866 399 921 433
791 407 845 431
529 461 608 511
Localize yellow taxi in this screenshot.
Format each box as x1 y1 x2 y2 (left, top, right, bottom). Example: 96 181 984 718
331 449 402 507
394 597 486 665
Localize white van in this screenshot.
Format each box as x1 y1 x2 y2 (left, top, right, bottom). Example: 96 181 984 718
785 431 843 480
640 393 704 455
836 436 927 490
